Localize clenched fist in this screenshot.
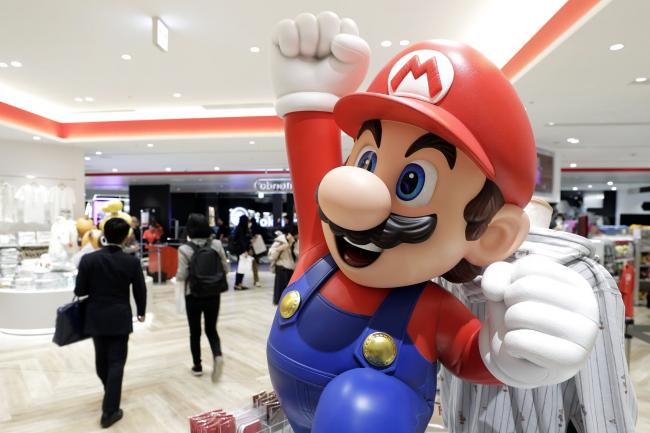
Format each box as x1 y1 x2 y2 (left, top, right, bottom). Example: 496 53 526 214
478 255 599 388
271 11 370 116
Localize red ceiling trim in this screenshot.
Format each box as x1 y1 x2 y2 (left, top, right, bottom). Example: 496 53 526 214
502 0 600 80
0 101 60 137
562 167 650 173
85 170 290 177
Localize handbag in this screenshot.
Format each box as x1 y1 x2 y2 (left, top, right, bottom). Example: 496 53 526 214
52 296 89 346
251 234 267 255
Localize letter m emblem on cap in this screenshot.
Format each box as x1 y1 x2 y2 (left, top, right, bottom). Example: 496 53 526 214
387 50 454 104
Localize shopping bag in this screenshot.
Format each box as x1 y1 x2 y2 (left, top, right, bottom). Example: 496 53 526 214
52 296 89 346
251 234 267 255
237 254 253 275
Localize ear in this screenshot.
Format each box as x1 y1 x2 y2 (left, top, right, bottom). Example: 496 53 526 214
464 204 529 267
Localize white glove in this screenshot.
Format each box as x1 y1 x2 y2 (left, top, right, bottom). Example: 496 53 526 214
271 11 370 116
478 255 599 388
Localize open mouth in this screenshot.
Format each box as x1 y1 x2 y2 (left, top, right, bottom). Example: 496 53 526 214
335 235 383 268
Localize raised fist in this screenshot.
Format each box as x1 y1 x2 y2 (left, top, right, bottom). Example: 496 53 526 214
478 255 599 388
271 11 370 116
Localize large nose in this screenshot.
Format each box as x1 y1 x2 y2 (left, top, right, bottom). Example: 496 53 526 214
317 166 392 231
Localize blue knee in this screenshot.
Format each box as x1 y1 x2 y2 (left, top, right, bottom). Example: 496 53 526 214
312 368 431 433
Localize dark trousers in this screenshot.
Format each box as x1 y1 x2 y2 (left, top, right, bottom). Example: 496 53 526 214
273 266 294 305
185 295 222 366
92 335 129 415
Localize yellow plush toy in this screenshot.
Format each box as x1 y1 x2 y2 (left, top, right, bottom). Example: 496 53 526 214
75 216 95 238
81 229 103 250
99 200 132 230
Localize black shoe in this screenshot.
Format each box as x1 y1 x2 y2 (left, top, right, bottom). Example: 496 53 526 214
234 285 250 291
191 365 203 376
100 409 123 428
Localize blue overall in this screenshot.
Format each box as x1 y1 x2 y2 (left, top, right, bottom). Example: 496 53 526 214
267 255 437 433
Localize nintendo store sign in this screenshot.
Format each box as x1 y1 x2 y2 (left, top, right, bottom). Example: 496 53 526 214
255 178 293 193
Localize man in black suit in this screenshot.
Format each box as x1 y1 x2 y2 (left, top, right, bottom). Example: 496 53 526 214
74 218 147 428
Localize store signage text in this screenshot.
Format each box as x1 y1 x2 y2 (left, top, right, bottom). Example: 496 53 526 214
255 178 293 193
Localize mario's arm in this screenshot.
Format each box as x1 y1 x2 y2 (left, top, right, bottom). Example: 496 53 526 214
271 12 370 278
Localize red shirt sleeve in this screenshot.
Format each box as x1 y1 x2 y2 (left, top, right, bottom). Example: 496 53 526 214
407 283 499 384
284 112 343 280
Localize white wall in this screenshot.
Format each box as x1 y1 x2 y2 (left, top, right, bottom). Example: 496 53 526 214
0 140 85 231
616 184 650 224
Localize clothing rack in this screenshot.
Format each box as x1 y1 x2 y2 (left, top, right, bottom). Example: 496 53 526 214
0 174 77 182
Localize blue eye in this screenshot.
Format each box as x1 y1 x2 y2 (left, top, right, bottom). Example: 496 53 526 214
356 150 377 172
396 163 426 201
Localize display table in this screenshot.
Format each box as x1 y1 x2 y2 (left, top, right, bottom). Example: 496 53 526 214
0 275 154 335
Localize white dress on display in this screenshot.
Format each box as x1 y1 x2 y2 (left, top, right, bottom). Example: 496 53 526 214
47 217 79 271
0 182 16 223
48 184 76 221
15 182 49 224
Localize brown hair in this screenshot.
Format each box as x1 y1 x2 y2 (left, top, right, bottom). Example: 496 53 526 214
441 179 505 283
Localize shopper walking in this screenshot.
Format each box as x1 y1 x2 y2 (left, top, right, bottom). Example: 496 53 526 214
74 218 147 429
231 215 252 290
268 228 298 305
176 213 229 381
249 218 266 288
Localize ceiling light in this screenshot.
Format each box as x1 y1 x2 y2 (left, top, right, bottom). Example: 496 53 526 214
249 140 255 145
0 62 7 68
258 192 265 199
10 61 22 68
74 97 83 102
153 17 169 52
547 122 555 126
587 184 592 189
213 166 220 171
95 151 103 155
611 187 617 191
32 136 41 141
399 40 410 46
173 92 182 98
635 77 648 83
566 137 580 144
607 181 613 186
84 96 94 102
250 46 260 53
165 167 172 172
572 186 578 191
147 143 154 148
380 40 392 48
609 43 624 51
569 163 577 168
121 54 132 60
84 156 91 161
26 175 35 179
111 168 118 173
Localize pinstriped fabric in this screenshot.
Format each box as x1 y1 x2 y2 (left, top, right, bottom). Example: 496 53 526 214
438 228 637 433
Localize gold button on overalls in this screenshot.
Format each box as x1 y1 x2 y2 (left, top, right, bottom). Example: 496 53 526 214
362 332 397 368
280 290 301 319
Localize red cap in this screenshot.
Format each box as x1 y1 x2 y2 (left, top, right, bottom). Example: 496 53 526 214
334 40 536 207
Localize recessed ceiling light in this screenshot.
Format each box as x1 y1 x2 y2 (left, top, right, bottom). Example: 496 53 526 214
569 163 577 168
84 96 94 102
587 184 592 189
213 166 220 171
607 181 614 186
380 40 392 48
111 168 118 173
95 151 103 155
173 92 182 98
249 140 255 145
566 137 580 144
0 62 7 68
249 46 260 53
10 61 22 68
609 43 624 51
572 186 578 191
121 54 132 60
84 156 91 161
147 143 154 148
26 175 35 179
611 186 617 191
635 77 648 83
74 97 83 102
547 122 555 126
165 167 172 172
399 40 410 46
32 136 41 141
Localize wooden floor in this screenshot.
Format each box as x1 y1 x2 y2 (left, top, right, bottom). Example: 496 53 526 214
0 271 648 432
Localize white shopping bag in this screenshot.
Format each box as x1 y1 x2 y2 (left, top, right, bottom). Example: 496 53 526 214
174 279 186 314
251 234 267 255
237 253 254 275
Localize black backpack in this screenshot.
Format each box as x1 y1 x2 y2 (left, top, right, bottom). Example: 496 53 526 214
186 242 227 297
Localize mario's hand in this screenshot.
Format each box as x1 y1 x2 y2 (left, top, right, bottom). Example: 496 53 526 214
271 12 370 116
478 255 599 388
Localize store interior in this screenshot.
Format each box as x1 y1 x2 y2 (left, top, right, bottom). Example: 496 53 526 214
1 1 649 432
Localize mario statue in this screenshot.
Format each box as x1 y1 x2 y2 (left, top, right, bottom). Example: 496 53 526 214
267 12 599 433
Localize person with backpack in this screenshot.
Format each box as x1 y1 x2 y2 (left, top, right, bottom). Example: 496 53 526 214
176 213 229 380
